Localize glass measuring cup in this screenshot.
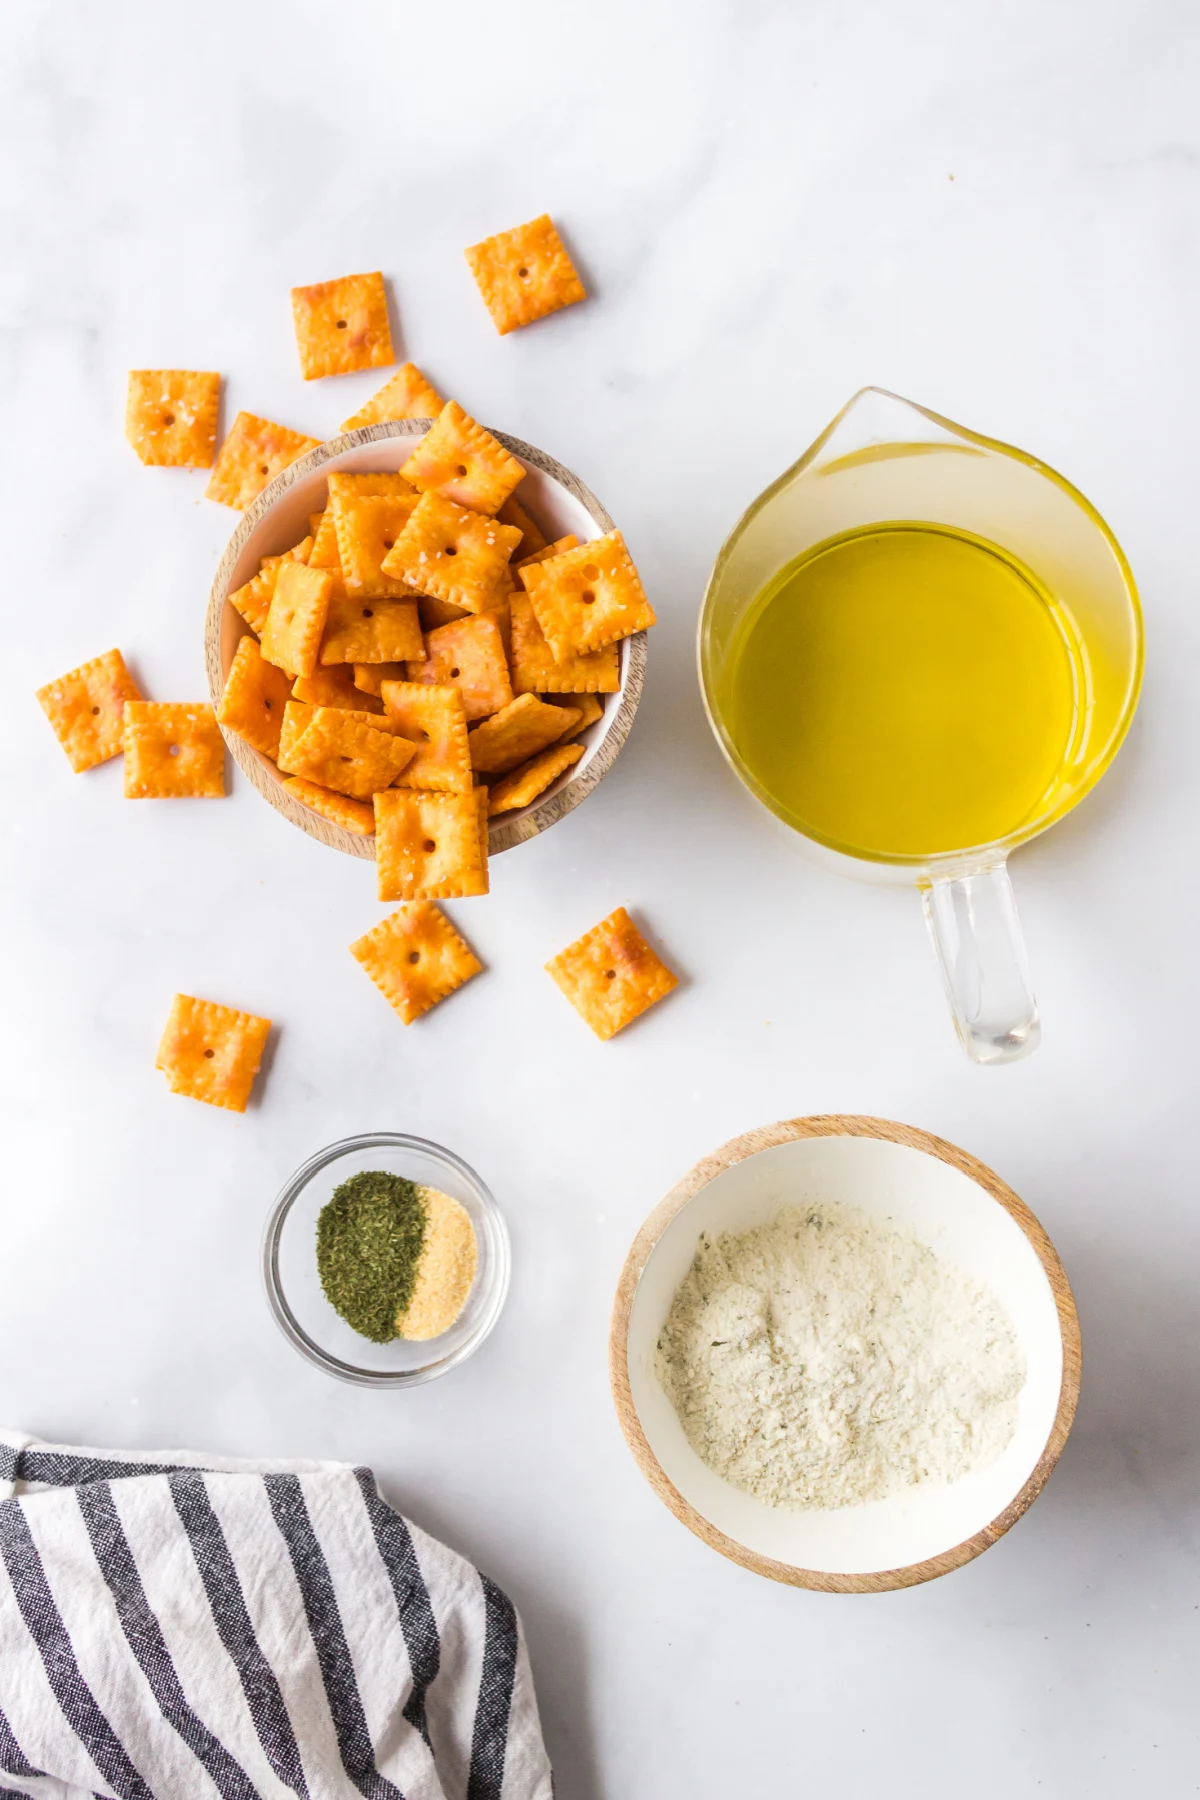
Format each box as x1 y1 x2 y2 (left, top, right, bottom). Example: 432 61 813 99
698 389 1143 1063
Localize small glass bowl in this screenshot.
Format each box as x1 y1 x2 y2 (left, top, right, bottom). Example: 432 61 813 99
263 1132 510 1387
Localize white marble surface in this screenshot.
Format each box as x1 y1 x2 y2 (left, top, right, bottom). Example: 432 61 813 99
3 1 1198 1793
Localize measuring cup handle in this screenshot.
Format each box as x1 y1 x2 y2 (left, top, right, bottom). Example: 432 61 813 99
922 862 1041 1063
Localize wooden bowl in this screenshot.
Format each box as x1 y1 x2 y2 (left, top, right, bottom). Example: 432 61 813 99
204 422 647 859
610 1115 1081 1593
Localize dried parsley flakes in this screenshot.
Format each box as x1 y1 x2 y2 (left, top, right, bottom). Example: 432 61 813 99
316 1170 426 1343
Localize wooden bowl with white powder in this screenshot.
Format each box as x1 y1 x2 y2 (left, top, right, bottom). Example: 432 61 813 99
610 1116 1080 1593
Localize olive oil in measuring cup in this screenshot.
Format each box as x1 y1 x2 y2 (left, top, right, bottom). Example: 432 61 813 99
719 522 1085 861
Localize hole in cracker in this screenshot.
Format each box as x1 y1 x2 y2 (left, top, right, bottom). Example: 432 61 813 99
382 537 394 549
259 464 269 476
264 698 273 710
407 951 420 964
604 969 616 980
455 464 468 477
581 590 596 605
450 667 461 679
444 546 457 557
163 413 175 427
423 838 436 852
168 744 181 756
517 267 530 279
203 1047 215 1058
582 563 600 579
336 319 347 329
91 705 100 715
362 608 373 618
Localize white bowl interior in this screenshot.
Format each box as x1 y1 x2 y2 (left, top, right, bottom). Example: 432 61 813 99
272 1136 509 1382
626 1136 1064 1575
220 430 631 831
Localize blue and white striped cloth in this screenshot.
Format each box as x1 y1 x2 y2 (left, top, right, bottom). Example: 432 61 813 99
0 1433 552 1800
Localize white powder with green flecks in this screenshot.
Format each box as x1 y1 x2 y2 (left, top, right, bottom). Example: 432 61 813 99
654 1201 1025 1510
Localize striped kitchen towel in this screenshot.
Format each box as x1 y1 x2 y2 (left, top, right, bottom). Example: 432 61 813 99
0 1432 553 1800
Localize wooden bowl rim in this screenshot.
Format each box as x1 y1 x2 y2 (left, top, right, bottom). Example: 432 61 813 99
609 1113 1082 1594
204 420 647 860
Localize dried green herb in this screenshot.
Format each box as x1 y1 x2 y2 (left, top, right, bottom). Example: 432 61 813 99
316 1170 426 1343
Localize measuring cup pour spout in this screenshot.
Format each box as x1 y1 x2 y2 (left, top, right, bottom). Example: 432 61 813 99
698 388 1143 1063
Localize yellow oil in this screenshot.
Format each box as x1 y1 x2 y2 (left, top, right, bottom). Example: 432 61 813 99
718 522 1084 859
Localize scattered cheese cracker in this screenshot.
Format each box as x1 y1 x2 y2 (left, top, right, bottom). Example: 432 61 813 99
406 612 512 721
277 707 415 800
292 666 381 711
381 490 522 613
379 681 472 792
340 363 445 432
320 593 423 665
291 271 394 380
156 993 270 1113
508 589 619 694
546 907 678 1040
350 902 482 1024
497 493 549 560
206 412 321 510
260 562 335 679
36 649 142 773
216 636 295 759
468 693 580 776
399 401 525 515
374 789 488 901
464 214 586 336
124 702 225 798
125 371 221 468
486 741 584 814
522 529 655 657
282 777 376 836
331 491 420 598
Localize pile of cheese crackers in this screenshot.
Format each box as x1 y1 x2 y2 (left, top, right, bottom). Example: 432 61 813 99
37 216 678 1112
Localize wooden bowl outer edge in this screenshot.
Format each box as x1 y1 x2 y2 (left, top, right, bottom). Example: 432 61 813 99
608 1113 1082 1594
204 420 647 860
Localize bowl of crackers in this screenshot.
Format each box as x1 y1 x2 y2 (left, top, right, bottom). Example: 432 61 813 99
205 405 652 870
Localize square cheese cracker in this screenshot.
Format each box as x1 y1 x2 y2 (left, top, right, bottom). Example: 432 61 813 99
205 412 320 510
340 363 445 432
374 788 488 901
216 636 295 759
486 741 584 815
405 612 512 721
350 902 482 1025
276 706 415 800
260 563 335 679
381 491 521 614
319 592 423 665
124 702 225 798
379 680 472 793
464 214 586 336
521 529 655 658
126 370 221 468
291 271 394 380
399 401 525 515
546 907 678 1040
37 648 142 773
156 993 270 1112
467 693 579 777
331 492 420 598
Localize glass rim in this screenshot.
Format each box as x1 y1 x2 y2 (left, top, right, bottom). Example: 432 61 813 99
696 387 1145 873
262 1131 511 1389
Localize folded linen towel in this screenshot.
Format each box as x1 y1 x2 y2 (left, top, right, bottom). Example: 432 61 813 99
0 1432 552 1800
